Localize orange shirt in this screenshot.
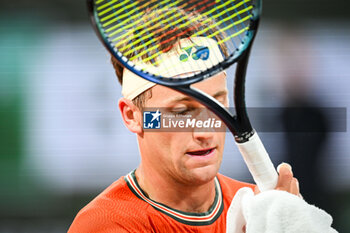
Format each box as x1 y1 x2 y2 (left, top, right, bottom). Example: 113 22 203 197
68 171 254 233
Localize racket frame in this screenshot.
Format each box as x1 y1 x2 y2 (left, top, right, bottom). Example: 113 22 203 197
87 0 278 191
87 0 261 142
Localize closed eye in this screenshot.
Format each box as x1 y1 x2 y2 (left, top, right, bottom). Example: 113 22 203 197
213 90 228 106
170 106 196 115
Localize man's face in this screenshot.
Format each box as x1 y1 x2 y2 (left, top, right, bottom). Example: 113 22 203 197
139 72 228 185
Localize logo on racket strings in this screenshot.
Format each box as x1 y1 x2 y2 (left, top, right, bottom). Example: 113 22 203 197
179 45 210 62
143 110 162 129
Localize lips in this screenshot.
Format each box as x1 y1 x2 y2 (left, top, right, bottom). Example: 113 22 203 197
186 148 215 156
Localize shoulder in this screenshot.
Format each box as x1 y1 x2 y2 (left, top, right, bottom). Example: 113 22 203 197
68 176 152 233
217 173 255 201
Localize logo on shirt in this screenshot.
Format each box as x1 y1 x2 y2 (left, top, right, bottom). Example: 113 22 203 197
143 110 162 129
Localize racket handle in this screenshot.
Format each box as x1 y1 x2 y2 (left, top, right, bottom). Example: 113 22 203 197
236 132 278 192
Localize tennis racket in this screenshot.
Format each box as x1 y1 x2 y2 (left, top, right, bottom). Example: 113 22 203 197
87 0 278 191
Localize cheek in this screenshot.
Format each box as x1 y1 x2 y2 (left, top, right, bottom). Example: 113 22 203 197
217 132 226 151
166 133 190 156
150 133 171 152
148 132 187 160
163 133 194 170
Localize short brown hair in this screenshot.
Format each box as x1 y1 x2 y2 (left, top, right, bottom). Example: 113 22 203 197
111 7 227 108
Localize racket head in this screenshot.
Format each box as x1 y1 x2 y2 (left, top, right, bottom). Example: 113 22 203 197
87 0 262 87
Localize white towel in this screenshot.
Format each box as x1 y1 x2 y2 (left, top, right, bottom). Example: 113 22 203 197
226 187 338 233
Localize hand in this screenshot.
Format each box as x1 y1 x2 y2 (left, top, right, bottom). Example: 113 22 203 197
243 163 301 233
254 162 301 197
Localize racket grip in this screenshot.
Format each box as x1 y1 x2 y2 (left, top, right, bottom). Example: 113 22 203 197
236 132 278 192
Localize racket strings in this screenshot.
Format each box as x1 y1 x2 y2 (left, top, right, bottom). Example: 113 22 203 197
94 0 255 77
96 0 251 39
131 15 226 72
102 0 251 46
128 0 251 54
165 0 224 75
100 0 186 28
102 0 165 64
108 0 214 45
111 7 222 64
123 9 193 56
164 0 209 74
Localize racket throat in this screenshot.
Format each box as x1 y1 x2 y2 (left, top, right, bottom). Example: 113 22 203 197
234 128 255 143
233 50 254 142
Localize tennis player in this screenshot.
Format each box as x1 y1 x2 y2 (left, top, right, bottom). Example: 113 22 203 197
69 8 300 232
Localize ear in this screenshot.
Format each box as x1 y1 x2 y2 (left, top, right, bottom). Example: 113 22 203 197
118 98 143 134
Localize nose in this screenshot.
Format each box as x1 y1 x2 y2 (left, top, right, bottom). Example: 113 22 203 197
192 109 217 144
193 129 215 145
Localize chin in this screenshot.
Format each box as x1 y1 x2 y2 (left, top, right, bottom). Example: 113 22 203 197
188 165 220 184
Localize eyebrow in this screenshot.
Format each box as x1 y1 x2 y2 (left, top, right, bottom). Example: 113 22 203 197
168 90 228 104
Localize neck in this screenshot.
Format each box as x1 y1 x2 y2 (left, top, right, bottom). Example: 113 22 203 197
135 164 216 213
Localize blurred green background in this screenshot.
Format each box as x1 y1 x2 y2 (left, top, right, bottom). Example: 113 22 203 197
0 0 350 232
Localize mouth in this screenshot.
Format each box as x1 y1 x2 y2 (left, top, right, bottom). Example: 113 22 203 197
186 148 216 157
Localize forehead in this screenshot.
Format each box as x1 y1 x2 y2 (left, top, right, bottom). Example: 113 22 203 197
145 72 227 107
